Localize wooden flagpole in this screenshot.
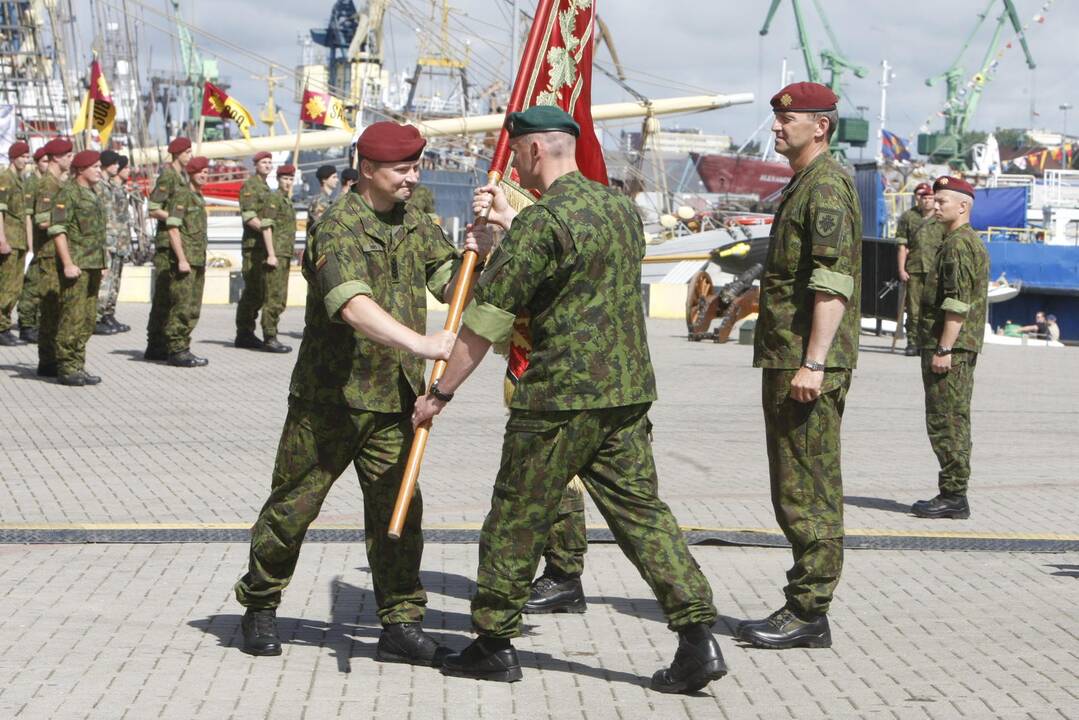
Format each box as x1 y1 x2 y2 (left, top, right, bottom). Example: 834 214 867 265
387 0 559 540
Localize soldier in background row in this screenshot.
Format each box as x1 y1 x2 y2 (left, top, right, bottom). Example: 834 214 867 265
737 82 861 650
16 147 49 343
910 176 989 520
896 182 943 356
255 164 297 353
145 137 192 361
161 156 211 368
49 150 107 386
94 151 133 336
32 137 74 378
307 164 337 232
0 141 31 346
235 151 288 352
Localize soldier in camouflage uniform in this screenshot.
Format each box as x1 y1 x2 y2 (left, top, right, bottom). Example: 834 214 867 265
0 141 32 345
145 137 193 360
161 156 211 368
910 176 989 520
256 165 297 351
234 122 480 665
32 138 75 377
307 164 337 235
49 150 107 386
413 106 726 694
406 182 436 221
896 182 944 355
16 147 49 342
736 83 861 651
234 151 287 351
93 151 132 335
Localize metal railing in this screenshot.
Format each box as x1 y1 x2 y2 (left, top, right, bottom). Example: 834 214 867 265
978 226 1042 244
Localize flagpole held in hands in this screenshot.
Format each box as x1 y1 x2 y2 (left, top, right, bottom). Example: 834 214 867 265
387 0 558 540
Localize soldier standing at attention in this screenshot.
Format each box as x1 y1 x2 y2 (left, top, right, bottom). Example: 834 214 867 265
234 150 278 351
160 156 211 368
0 141 31 345
406 182 436 221
234 122 481 664
145 137 192 360
32 137 74 378
308 164 337 231
338 168 359 197
256 164 297 353
896 182 943 356
93 151 132 336
49 150 107 386
16 147 50 343
411 106 726 694
910 176 989 520
734 83 861 650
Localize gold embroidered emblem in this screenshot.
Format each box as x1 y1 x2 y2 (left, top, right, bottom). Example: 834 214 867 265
780 93 793 107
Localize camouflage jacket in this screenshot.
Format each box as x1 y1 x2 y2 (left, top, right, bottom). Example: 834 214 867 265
48 180 107 270
406 184 436 219
289 190 459 412
919 223 989 354
239 175 273 249
102 179 132 252
32 171 66 258
753 152 862 370
307 189 334 234
148 166 186 247
896 208 944 274
0 167 28 250
462 171 658 411
268 188 297 258
164 182 207 266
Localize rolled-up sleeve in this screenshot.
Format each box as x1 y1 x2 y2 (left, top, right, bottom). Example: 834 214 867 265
313 221 372 322
808 267 854 300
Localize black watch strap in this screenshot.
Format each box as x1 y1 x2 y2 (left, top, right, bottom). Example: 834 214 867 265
429 379 454 402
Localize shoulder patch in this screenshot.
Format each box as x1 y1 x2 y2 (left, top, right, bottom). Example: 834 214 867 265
814 207 841 239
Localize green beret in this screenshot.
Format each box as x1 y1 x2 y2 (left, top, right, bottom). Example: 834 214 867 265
505 105 580 138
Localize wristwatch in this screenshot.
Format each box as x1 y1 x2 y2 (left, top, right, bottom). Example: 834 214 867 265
429 379 455 402
801 359 826 372
934 346 953 356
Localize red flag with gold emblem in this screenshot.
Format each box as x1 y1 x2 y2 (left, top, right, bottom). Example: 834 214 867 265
300 87 353 131
72 59 116 143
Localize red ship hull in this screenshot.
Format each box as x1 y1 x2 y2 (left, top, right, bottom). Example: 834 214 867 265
692 153 793 201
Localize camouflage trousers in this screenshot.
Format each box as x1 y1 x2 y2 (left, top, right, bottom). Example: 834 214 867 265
261 258 291 338
37 258 60 367
472 403 716 638
541 478 587 578
921 350 977 496
762 369 850 618
145 249 171 354
235 397 428 625
16 253 39 329
0 247 26 332
96 248 125 320
904 273 926 343
235 246 268 337
56 269 101 376
163 265 205 354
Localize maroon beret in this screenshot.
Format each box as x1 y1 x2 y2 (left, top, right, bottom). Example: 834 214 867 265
71 150 100 170
770 82 839 112
913 182 933 196
43 138 74 157
186 156 210 174
276 164 296 177
33 146 47 162
356 122 426 163
167 137 192 155
252 151 272 163
933 175 975 199
8 141 29 160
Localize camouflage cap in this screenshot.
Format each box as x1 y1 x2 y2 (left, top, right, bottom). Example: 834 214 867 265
505 105 580 138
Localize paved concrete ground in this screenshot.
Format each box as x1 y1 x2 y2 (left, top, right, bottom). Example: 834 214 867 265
0 303 1077 719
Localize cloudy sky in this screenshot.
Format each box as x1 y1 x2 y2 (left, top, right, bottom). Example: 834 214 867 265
78 0 1078 150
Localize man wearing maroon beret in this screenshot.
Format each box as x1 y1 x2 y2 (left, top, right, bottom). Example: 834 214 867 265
233 150 281 350
233 122 490 664
909 176 988 520
736 82 862 650
255 164 298 351
895 182 944 355
0 141 33 344
144 137 193 361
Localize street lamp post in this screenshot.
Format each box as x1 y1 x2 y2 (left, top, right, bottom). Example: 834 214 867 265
1061 103 1074 169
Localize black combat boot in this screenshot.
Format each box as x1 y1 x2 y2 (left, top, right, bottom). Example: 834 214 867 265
651 623 727 694
94 317 117 335
19 325 38 343
376 623 451 667
736 607 831 649
143 346 168 361
911 493 970 519
109 315 131 333
168 349 202 368
240 608 282 656
523 573 586 614
440 636 523 682
0 329 18 346
234 331 264 350
36 362 57 377
58 370 102 387
261 336 292 353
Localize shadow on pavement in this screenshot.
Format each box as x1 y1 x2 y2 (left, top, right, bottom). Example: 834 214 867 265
0 363 46 380
418 568 476 603
108 349 157 362
844 495 911 514
1047 564 1079 578
590 596 739 639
